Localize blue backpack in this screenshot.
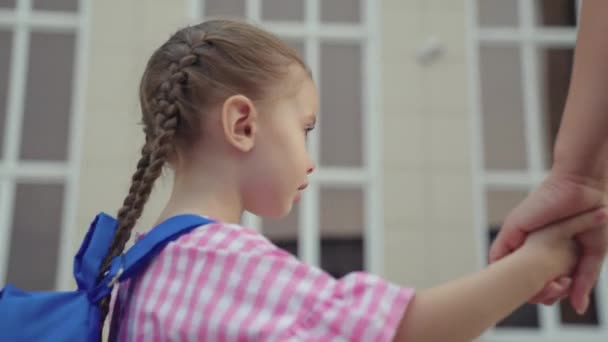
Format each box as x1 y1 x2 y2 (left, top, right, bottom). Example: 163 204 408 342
0 212 213 341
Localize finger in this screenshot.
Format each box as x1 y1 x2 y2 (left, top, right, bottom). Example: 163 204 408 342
489 228 527 263
538 281 569 303
540 278 572 305
555 208 607 238
490 180 581 264
529 286 557 304
557 276 573 289
529 293 544 304
530 279 570 304
570 253 605 314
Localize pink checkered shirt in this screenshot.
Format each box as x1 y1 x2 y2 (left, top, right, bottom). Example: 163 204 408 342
109 221 413 341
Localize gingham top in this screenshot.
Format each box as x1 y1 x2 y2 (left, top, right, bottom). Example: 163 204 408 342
109 221 413 341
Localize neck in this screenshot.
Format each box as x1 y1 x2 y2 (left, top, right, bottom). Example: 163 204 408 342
158 159 244 225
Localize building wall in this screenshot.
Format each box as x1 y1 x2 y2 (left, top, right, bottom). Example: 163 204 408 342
381 0 477 288
75 1 185 249
76 0 478 291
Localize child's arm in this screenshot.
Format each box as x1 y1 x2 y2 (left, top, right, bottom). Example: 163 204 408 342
393 207 606 342
394 247 548 342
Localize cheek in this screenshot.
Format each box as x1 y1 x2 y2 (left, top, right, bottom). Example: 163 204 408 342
242 161 295 218
253 123 305 180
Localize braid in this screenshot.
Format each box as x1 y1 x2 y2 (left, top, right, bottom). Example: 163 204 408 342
96 52 199 328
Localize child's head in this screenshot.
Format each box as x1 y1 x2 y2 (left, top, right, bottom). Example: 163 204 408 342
135 18 318 219
98 19 318 311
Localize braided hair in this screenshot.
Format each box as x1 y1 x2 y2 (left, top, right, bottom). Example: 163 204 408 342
96 19 307 333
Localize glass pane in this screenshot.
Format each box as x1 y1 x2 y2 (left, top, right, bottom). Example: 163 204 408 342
0 30 12 159
204 0 245 18
486 190 529 234
560 288 600 325
538 48 573 169
319 42 362 167
478 0 519 27
535 0 577 26
263 203 299 257
6 183 65 291
320 187 364 278
479 45 527 171
321 0 360 23
0 0 15 8
261 0 303 22
20 31 75 161
487 190 540 328
32 0 78 12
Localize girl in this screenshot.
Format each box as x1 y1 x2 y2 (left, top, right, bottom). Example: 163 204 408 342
100 19 605 341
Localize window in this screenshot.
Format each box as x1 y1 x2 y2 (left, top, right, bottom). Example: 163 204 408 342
187 0 383 276
468 0 607 339
0 0 89 290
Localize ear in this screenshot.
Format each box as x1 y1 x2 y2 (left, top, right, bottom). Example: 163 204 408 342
220 94 258 152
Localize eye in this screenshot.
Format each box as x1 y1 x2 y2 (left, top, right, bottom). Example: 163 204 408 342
305 126 315 138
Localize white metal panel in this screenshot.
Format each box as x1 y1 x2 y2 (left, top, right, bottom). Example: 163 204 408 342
0 0 30 284
56 0 91 290
299 0 321 267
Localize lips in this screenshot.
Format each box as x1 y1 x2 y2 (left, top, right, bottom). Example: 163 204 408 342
295 183 308 202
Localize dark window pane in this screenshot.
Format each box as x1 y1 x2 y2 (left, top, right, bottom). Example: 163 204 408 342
20 31 75 161
6 183 65 291
32 0 78 12
535 0 577 26
538 48 573 169
478 0 519 27
320 238 363 279
479 45 527 171
263 203 299 257
273 240 298 258
204 0 245 18
320 42 362 167
0 0 15 8
560 289 600 325
320 187 364 277
486 190 529 233
320 0 360 23
0 30 12 159
261 0 303 22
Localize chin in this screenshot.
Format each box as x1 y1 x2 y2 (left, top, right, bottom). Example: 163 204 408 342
268 203 293 219
248 199 293 220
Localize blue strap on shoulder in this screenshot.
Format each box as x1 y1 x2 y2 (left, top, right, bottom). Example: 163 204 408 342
0 213 214 342
90 214 214 302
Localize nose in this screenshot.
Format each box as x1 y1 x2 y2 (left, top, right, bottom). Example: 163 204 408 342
307 161 316 175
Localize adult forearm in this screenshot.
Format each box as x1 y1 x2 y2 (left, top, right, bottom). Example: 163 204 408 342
553 0 608 183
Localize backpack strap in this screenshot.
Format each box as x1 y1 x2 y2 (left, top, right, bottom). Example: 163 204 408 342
90 214 214 302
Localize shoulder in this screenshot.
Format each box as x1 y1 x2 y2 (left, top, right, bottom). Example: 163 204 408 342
165 221 288 257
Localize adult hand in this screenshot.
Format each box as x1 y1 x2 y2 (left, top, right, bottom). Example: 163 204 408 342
489 170 607 314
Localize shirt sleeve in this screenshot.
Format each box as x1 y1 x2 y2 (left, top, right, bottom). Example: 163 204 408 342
242 248 415 342
286 269 414 341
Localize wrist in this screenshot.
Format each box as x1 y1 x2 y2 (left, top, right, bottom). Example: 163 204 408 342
511 247 556 294
553 144 607 188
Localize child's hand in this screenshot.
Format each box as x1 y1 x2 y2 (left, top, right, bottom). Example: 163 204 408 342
520 207 607 286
